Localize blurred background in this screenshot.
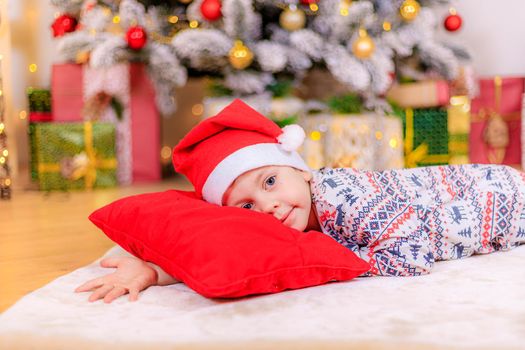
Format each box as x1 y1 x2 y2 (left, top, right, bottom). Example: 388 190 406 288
1 0 525 197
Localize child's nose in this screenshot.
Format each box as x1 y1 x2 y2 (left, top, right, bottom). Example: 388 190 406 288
262 199 280 214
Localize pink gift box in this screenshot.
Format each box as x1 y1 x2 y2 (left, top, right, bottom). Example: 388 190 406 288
51 63 161 182
51 64 84 122
469 77 524 167
386 80 450 108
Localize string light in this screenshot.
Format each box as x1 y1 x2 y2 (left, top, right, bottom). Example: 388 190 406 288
340 0 352 16
309 4 318 12
160 146 172 162
0 41 11 199
383 21 392 31
29 64 38 73
113 16 120 24
192 103 204 116
389 138 398 148
19 110 27 120
189 20 199 28
310 131 321 141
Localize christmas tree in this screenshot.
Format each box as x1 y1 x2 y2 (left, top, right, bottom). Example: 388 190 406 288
51 0 469 112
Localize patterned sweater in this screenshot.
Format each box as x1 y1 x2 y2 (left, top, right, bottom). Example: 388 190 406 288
310 165 525 276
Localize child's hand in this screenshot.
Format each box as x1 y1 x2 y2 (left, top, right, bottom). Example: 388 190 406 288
75 256 158 303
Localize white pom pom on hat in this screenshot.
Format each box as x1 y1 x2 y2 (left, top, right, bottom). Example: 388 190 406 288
172 99 310 205
277 124 306 152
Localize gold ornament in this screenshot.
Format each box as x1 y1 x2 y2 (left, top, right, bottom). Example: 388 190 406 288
228 40 254 70
279 5 306 31
352 28 375 59
75 50 90 64
399 0 420 21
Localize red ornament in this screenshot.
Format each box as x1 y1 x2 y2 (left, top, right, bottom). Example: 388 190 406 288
126 26 148 50
200 0 222 21
51 14 78 38
444 12 462 32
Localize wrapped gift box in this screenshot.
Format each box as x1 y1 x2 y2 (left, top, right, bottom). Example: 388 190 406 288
447 95 471 165
399 108 449 167
387 80 450 108
27 89 52 180
469 76 523 167
30 122 117 191
299 113 404 170
27 88 52 122
51 63 160 184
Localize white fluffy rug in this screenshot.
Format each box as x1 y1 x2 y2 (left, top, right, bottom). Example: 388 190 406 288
1 246 524 350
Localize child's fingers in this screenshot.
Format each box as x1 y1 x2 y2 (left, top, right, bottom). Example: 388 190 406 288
128 288 140 302
88 284 114 302
99 257 122 268
103 286 128 304
75 277 104 293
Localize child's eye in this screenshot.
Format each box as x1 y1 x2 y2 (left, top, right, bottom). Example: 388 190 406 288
265 175 276 188
241 203 254 210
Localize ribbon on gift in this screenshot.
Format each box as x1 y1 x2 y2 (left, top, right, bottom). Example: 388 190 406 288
447 95 471 165
482 76 509 164
37 121 117 189
404 108 450 168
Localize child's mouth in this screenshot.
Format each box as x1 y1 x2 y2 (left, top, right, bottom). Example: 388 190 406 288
281 208 294 225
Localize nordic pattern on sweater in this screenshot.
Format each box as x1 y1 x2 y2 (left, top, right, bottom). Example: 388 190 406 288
310 164 525 276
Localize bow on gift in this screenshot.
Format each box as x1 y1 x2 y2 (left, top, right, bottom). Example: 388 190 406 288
479 76 509 164
38 121 117 189
404 108 449 168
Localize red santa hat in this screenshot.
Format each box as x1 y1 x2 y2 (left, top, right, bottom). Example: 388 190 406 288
172 99 309 205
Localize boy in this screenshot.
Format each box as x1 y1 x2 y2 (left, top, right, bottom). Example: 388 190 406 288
76 99 525 303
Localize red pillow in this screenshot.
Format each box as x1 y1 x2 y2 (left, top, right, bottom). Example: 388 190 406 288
89 190 370 298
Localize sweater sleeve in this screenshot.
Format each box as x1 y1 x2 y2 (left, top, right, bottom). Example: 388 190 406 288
311 168 435 277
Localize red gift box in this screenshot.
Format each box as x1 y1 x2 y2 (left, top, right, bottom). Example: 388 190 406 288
469 77 524 167
51 63 161 183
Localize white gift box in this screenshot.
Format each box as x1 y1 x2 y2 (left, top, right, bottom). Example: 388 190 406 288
300 113 404 170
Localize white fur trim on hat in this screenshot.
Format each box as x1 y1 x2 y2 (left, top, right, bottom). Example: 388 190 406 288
202 143 310 206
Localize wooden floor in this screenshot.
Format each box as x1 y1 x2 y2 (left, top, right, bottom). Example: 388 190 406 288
0 177 192 313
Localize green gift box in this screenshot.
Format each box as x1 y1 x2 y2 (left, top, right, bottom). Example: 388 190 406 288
400 107 450 167
30 121 117 191
27 88 52 112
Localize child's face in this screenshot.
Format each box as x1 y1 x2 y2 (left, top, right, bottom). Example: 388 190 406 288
222 165 314 231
